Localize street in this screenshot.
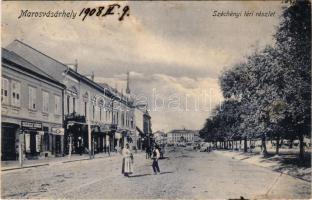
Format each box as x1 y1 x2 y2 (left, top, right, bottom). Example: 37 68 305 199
1 148 311 199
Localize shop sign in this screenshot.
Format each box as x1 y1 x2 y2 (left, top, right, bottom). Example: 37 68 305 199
25 134 30 152
38 131 45 136
21 121 42 130
36 134 41 152
115 132 122 139
52 128 64 136
100 124 110 132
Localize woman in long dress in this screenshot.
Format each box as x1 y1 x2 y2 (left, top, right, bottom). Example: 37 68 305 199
121 143 133 177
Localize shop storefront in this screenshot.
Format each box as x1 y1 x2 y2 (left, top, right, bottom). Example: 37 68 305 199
66 122 88 154
1 122 19 161
115 132 122 150
64 113 88 155
93 124 111 154
51 127 64 156
113 130 133 149
21 121 43 159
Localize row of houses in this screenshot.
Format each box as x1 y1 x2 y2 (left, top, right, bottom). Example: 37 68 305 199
1 40 152 161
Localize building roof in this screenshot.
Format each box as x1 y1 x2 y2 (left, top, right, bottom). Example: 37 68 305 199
5 39 133 106
2 48 65 88
6 40 107 92
6 40 67 81
168 129 198 134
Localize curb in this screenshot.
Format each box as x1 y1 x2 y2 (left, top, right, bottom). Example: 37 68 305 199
1 152 145 172
1 163 49 171
1 155 119 172
215 150 311 183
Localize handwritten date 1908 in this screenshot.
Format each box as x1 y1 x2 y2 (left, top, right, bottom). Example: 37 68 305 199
79 4 130 21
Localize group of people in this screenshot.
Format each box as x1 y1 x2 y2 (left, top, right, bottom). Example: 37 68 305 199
121 144 161 177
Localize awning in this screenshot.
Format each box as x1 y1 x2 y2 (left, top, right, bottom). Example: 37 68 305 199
51 127 64 135
99 124 111 132
115 132 122 139
136 126 144 136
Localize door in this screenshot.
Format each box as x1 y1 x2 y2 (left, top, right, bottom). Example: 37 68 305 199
29 131 37 155
1 126 17 160
55 135 61 155
43 127 49 151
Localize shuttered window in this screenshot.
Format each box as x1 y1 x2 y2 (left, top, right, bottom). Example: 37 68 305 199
54 95 61 115
1 78 9 104
29 86 37 110
11 80 21 107
42 91 49 113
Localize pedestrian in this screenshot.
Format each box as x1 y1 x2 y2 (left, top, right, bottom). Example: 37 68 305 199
146 147 151 159
121 143 133 177
78 136 83 156
152 146 161 175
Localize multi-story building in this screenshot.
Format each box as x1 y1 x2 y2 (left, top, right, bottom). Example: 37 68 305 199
153 130 167 144
1 48 65 160
6 40 136 155
167 129 197 144
134 107 145 150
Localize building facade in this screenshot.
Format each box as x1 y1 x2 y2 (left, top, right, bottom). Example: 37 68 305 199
6 40 137 155
153 130 167 144
134 107 145 150
1 48 65 160
167 129 197 144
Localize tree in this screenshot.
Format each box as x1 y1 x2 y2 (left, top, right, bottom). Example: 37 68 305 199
274 0 311 158
201 0 310 159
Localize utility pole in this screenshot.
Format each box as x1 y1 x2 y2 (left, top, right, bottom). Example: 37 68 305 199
88 103 92 159
92 137 95 158
111 99 115 153
68 134 72 160
18 129 23 167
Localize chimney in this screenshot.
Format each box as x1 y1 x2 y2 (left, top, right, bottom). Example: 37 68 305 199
91 71 94 81
126 71 130 94
74 59 78 72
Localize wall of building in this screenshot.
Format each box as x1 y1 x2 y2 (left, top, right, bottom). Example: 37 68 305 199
1 63 64 160
2 67 63 126
167 131 195 144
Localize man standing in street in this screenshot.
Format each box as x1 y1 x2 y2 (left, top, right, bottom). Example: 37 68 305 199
152 145 161 175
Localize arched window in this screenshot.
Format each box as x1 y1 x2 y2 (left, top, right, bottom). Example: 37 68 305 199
83 92 89 102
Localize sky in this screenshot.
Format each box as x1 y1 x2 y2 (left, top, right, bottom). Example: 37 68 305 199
1 1 284 132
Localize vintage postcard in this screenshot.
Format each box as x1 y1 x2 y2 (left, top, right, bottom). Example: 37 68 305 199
1 0 311 199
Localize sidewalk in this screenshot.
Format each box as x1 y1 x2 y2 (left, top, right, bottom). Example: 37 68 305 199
1 152 122 171
214 149 311 182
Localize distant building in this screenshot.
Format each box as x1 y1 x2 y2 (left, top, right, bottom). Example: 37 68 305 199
167 129 198 144
153 130 167 144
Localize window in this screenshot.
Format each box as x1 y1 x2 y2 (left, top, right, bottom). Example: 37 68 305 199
11 80 21 107
73 98 76 113
121 112 125 126
100 107 102 121
67 96 70 114
130 117 134 129
42 91 49 113
29 86 37 110
84 102 87 118
54 95 61 115
93 105 95 120
1 78 9 104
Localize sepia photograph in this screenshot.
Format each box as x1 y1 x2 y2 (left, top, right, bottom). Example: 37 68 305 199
1 0 311 199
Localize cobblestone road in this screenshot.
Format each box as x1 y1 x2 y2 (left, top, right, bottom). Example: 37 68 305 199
1 148 311 199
